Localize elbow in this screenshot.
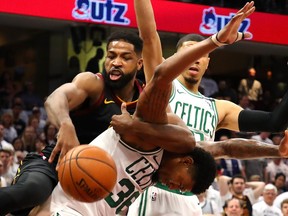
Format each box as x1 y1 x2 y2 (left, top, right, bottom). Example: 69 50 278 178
173 135 195 153
44 97 52 110
152 64 170 87
185 134 196 152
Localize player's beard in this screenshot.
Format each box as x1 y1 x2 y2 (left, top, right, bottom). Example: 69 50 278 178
184 76 198 85
103 70 136 90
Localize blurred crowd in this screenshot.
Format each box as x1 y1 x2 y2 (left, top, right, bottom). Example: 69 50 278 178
0 70 58 188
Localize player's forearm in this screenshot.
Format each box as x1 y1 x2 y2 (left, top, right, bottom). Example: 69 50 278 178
44 91 73 128
239 90 288 132
129 120 195 153
135 0 162 83
199 138 280 159
245 181 265 189
135 0 156 40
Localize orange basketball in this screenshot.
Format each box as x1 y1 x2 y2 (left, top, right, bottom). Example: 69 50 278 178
58 145 117 203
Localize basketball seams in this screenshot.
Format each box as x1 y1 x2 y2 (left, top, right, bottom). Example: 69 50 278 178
69 146 89 202
75 158 112 193
75 147 116 193
58 145 117 202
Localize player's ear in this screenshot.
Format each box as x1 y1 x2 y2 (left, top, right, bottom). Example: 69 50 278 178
181 156 194 165
137 58 143 71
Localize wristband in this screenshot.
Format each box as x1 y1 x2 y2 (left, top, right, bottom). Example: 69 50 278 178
211 32 245 47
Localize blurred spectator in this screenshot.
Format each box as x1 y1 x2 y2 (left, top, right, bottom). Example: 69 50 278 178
0 149 15 185
266 158 288 184
1 112 18 143
0 123 14 152
272 133 284 146
28 115 42 136
257 90 275 111
11 137 25 152
199 69 219 97
213 79 238 103
31 106 46 134
14 150 26 165
219 135 245 177
242 157 267 182
20 126 37 153
11 102 26 136
34 138 46 154
241 132 270 182
238 94 253 110
42 122 57 146
273 172 287 195
218 174 265 216
9 97 29 125
275 73 288 99
252 132 273 145
0 160 7 187
262 70 274 94
223 198 244 216
238 67 263 104
281 199 288 216
197 186 222 215
252 183 282 216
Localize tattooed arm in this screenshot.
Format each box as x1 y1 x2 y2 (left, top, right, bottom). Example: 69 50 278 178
198 131 288 159
112 106 288 157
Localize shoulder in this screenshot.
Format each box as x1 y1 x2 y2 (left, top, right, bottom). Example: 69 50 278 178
74 72 102 82
215 99 242 114
73 72 104 93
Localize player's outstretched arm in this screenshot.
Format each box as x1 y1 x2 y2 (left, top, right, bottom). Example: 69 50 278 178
238 90 288 132
198 131 288 159
135 0 163 83
134 2 255 124
45 72 104 164
111 103 195 153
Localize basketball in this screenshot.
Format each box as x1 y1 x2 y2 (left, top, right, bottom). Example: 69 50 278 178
58 145 117 203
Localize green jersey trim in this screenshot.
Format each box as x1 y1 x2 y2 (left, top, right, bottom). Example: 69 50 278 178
119 139 162 156
154 182 194 196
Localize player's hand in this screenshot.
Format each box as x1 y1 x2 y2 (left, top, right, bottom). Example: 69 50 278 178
216 1 255 44
49 121 80 169
111 103 133 135
279 130 288 157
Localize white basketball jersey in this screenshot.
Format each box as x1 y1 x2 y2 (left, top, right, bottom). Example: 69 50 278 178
169 79 218 141
127 183 202 216
48 128 163 216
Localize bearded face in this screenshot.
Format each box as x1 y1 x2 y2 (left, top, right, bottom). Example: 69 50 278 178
103 69 136 90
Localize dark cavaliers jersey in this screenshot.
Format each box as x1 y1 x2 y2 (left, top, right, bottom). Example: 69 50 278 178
12 145 58 186
70 73 145 144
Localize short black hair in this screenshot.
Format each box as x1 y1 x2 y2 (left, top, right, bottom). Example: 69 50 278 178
176 34 206 50
107 31 143 56
275 172 286 181
189 147 216 194
231 174 246 184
